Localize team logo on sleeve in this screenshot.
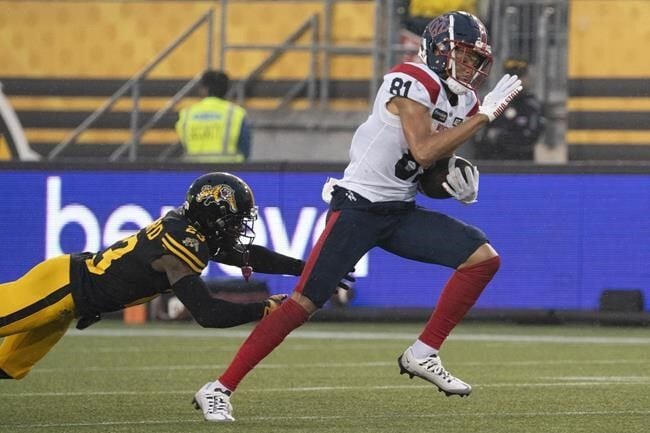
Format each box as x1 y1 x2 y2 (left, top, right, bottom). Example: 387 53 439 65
196 184 238 212
182 237 200 252
432 108 448 122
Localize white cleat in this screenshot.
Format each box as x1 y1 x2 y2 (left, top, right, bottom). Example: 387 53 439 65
397 348 472 397
192 382 235 422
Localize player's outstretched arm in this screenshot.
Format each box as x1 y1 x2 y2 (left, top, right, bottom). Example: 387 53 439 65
212 246 354 295
153 255 284 327
214 245 305 276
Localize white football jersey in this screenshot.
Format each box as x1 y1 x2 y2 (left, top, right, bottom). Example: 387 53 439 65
337 62 479 203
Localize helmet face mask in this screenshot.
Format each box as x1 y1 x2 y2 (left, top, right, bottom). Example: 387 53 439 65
418 11 493 95
183 173 257 256
214 206 257 254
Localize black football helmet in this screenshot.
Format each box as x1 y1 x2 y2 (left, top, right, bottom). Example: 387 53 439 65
183 172 257 255
418 11 493 95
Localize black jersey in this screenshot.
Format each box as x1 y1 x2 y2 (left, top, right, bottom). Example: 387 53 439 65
70 209 210 317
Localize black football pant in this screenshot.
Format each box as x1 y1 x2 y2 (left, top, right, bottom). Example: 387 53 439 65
296 187 487 307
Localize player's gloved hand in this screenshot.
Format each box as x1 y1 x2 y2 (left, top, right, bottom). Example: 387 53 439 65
443 165 480 204
478 74 522 122
263 294 288 317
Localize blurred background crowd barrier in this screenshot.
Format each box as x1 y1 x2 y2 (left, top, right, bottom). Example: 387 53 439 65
0 167 648 322
1 0 650 163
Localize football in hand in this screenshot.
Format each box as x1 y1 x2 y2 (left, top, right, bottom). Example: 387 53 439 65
418 155 475 199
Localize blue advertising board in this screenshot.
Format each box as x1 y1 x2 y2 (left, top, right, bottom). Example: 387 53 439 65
0 169 648 311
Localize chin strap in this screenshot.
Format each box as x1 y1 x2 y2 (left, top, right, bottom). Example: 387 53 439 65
444 77 471 95
241 249 253 282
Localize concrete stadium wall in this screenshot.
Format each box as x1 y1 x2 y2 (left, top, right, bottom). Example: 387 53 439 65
0 0 376 159
567 0 650 160
0 0 375 79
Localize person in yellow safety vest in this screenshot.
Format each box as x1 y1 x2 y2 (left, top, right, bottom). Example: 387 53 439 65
176 70 251 163
402 0 478 35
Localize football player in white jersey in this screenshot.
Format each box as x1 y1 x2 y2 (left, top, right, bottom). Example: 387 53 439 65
194 11 522 422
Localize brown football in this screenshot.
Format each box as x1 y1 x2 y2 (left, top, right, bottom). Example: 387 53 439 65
418 156 474 199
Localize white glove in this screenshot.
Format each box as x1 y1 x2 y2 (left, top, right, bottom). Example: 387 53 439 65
478 74 522 122
443 165 480 204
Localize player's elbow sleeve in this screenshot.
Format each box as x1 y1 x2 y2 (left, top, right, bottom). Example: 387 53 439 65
248 245 305 275
171 274 264 328
192 302 265 328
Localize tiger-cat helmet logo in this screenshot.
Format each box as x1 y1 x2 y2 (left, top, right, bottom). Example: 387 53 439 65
195 184 238 213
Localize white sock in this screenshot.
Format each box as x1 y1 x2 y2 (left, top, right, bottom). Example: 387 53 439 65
409 339 438 359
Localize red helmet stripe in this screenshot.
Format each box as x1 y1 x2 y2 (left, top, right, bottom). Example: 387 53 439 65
389 64 441 104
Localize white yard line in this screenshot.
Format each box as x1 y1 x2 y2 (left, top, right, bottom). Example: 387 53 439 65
28 358 649 374
5 409 650 429
3 380 650 398
543 376 650 382
66 327 650 345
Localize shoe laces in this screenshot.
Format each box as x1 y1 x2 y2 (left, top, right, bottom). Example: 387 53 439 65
206 391 230 414
419 356 455 383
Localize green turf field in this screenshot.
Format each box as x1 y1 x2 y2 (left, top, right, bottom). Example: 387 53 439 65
1 321 649 433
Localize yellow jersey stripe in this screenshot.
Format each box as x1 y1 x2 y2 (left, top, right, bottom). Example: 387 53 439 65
161 236 205 273
162 237 204 273
162 234 206 269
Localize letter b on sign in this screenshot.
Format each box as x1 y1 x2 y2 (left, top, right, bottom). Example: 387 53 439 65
46 176 100 257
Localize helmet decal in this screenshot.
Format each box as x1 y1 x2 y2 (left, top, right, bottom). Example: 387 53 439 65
195 184 238 213
182 237 200 253
419 11 493 94
428 14 450 40
184 172 256 256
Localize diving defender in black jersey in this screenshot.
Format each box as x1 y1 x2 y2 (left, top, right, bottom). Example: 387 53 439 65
0 172 303 380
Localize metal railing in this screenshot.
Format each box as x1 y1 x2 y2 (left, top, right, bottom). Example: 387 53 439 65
489 0 568 103
225 14 320 110
46 0 569 161
219 0 386 109
48 9 215 161
489 0 569 148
